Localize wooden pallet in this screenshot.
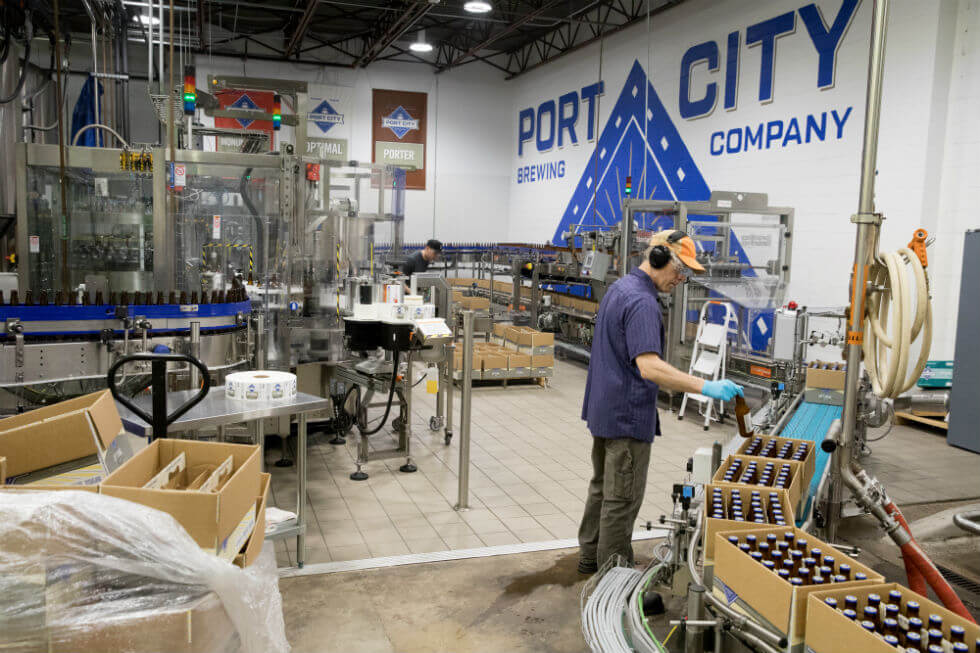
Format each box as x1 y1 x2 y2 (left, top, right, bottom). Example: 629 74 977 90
893 411 948 431
454 376 550 388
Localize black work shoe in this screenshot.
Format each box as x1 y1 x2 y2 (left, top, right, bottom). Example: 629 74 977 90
578 560 598 574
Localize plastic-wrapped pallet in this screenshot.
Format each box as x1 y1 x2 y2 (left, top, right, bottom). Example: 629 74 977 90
0 490 289 653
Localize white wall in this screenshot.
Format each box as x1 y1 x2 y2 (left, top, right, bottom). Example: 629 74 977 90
505 0 979 358
192 56 513 244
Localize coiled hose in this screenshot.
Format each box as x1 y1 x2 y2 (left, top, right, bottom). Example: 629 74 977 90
864 246 932 398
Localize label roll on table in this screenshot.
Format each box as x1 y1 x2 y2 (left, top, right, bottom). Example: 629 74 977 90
225 371 298 402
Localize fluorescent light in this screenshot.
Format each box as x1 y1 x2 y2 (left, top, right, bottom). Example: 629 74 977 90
133 13 160 26
409 29 433 53
464 1 492 13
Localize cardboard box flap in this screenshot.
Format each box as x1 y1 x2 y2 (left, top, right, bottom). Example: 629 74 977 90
237 473 270 568
103 484 221 547
0 390 123 477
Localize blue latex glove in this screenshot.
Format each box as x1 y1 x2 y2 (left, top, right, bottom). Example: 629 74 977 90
701 379 744 401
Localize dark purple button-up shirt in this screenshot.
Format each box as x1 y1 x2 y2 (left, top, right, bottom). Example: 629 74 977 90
582 267 665 443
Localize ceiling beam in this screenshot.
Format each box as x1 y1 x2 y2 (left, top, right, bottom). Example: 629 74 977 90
354 0 433 68
284 0 320 57
435 0 566 74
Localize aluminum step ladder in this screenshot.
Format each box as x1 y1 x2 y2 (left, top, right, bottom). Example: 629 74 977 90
678 300 738 430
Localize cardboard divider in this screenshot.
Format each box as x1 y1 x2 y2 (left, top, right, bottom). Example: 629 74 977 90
712 454 806 513
805 582 980 653
102 439 261 557
736 434 816 493
713 525 883 644
702 484 794 560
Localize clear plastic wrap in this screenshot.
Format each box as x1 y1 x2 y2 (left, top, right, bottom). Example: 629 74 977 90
0 490 289 653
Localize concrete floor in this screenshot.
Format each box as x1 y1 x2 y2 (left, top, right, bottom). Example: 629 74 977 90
275 359 980 651
279 499 980 653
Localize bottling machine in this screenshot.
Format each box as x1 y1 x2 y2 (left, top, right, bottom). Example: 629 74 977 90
6 89 452 476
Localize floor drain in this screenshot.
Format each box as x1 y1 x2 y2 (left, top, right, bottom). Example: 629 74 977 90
936 564 980 599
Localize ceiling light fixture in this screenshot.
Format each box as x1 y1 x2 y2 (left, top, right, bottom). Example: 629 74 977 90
464 1 492 13
409 30 433 53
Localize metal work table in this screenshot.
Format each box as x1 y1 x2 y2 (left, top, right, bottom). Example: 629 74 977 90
115 386 330 568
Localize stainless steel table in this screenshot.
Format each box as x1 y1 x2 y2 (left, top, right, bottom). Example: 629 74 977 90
115 387 330 567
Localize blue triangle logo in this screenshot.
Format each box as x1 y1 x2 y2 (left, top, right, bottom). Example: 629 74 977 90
310 99 344 135
382 106 419 140
553 60 711 244
230 94 261 129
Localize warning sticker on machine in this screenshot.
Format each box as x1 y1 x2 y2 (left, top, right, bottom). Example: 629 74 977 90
29 236 39 253
212 215 221 239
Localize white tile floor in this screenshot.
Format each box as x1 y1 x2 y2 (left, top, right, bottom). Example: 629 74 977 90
269 360 725 566
269 359 980 567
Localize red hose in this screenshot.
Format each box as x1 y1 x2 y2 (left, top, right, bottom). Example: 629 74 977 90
887 501 977 623
885 502 927 594
900 538 976 623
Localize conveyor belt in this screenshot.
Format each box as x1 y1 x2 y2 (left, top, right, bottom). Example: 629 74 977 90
774 400 842 524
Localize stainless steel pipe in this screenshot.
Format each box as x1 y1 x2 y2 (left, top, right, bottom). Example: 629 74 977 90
455 310 474 511
831 0 890 543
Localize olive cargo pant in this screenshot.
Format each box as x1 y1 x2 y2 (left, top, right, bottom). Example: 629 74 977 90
577 437 651 569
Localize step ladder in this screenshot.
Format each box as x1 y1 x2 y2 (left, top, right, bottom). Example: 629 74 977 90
678 300 738 430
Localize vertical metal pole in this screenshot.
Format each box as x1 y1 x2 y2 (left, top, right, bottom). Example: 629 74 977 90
455 310 474 511
445 324 455 441
255 312 265 368
296 411 307 567
685 584 706 653
189 321 200 388
829 0 889 542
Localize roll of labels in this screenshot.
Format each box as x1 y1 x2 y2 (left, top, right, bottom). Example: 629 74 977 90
225 371 298 402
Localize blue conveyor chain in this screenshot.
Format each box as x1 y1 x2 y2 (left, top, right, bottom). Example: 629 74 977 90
774 401 843 525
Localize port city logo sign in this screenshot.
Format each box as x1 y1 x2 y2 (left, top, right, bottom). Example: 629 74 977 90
512 0 861 243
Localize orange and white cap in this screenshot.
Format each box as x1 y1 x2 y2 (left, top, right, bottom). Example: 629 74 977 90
650 230 705 272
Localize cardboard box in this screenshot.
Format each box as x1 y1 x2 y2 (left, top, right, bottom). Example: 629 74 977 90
1 455 5 484
531 353 555 368
0 390 122 478
736 435 816 494
482 353 509 378
50 592 237 653
102 439 261 558
713 525 883 645
507 352 532 369
702 484 794 560
805 582 980 653
506 326 554 349
804 387 845 406
805 362 846 390
712 454 806 513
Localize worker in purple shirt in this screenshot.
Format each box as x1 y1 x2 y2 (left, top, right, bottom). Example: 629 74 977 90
578 230 743 573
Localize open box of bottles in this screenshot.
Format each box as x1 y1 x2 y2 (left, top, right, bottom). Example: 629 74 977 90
712 454 807 512
713 525 884 646
806 582 980 653
702 484 795 560
735 434 815 491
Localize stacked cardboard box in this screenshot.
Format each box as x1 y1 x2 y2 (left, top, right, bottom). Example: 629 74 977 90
713 454 807 513
702 484 795 560
713 525 884 647
454 325 554 381
805 361 846 405
805 582 980 653
736 434 816 496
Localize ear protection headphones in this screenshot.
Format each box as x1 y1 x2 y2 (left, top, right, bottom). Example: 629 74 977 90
648 230 687 269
